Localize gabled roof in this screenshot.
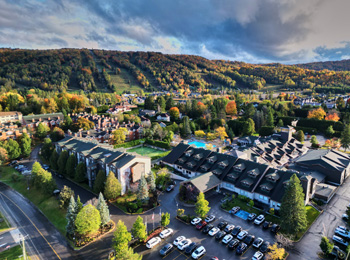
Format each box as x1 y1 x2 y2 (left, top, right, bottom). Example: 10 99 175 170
162 143 190 164
181 172 221 193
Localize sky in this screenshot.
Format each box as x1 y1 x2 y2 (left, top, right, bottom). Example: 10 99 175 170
0 0 350 64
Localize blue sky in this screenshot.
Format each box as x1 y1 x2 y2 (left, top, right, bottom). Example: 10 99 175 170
0 0 349 64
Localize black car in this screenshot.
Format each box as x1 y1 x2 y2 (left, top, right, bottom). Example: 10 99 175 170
271 224 281 234
202 224 214 234
247 213 257 221
166 185 174 192
231 226 242 237
262 221 272 229
215 231 226 241
224 224 235 233
185 242 197 254
236 242 248 255
159 243 173 256
260 241 270 253
243 234 255 245
218 221 228 230
228 239 240 250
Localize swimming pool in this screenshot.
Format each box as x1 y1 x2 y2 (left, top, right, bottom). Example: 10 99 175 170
188 140 216 148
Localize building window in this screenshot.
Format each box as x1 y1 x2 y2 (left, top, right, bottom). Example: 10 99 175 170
259 195 263 199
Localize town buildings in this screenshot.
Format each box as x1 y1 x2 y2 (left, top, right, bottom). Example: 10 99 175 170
0 111 22 123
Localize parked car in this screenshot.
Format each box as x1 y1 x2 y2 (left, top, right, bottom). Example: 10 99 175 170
228 239 240 250
191 246 206 259
331 245 346 259
342 214 349 221
253 237 264 249
9 160 18 166
254 215 265 225
231 206 240 214
231 226 242 237
185 242 197 255
333 235 349 247
252 251 264 260
202 224 214 234
248 213 257 221
222 234 233 244
335 227 350 239
271 224 281 234
146 237 161 249
237 230 248 240
337 226 350 233
209 227 220 236
215 231 226 241
166 185 174 192
178 239 192 250
236 242 248 255
196 221 207 230
42 164 49 170
191 217 202 225
217 221 228 229
260 241 270 253
160 228 174 239
159 243 173 256
244 234 255 245
262 221 272 229
224 224 235 233
205 215 216 223
173 236 186 246
53 189 61 196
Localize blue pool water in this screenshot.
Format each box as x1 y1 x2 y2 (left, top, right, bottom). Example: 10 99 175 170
188 141 216 148
235 210 250 220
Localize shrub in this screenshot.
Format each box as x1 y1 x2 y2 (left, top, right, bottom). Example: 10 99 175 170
59 185 75 209
259 126 275 137
248 200 254 207
269 208 275 215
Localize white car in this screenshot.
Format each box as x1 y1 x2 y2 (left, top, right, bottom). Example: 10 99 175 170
178 239 192 250
333 235 349 247
191 245 206 259
254 215 265 225
160 228 174 239
252 251 264 260
173 236 186 246
208 227 220 236
146 237 161 249
191 217 202 225
335 228 350 239
237 230 248 240
205 215 216 223
252 237 264 249
222 234 233 244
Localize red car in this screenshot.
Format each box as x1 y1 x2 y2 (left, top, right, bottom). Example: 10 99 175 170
196 221 208 230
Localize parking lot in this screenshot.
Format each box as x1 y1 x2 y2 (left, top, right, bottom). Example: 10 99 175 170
141 195 277 260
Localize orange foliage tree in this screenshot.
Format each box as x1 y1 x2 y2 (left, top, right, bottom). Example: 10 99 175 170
225 101 237 115
325 113 340 121
169 107 180 119
307 108 326 120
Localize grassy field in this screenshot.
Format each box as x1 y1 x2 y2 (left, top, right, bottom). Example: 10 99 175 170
0 245 30 260
295 205 320 240
0 210 10 233
0 167 67 235
128 146 169 158
108 68 143 94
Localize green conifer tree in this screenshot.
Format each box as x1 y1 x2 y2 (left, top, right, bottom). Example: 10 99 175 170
96 193 110 226
66 196 77 237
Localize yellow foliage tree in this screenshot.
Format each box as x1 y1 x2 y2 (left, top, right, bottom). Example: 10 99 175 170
194 130 206 138
266 244 285 260
215 127 228 141
206 132 217 141
307 108 326 120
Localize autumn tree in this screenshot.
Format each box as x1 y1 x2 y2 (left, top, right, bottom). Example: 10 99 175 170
169 107 180 119
325 112 340 121
307 107 326 120
50 127 65 142
225 100 237 115
0 147 8 165
215 126 228 141
110 128 128 145
266 244 286 260
104 172 121 201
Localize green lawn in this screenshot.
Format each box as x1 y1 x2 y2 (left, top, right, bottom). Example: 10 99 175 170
0 167 67 235
295 205 320 240
0 211 10 233
108 68 143 94
128 147 170 160
0 245 30 260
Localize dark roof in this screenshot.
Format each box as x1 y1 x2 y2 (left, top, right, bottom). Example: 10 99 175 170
181 172 221 193
162 143 190 164
113 153 136 168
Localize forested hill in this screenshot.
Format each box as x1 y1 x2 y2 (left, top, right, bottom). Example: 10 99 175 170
1 48 350 94
295 59 350 71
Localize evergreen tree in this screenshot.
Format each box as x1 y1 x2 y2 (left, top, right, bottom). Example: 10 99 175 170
144 96 155 110
75 162 86 182
76 195 83 213
104 172 121 201
280 174 307 236
93 170 106 194
147 172 156 192
31 162 42 176
50 127 65 142
75 204 101 236
341 124 350 151
295 130 305 143
66 154 77 178
181 116 191 138
131 216 147 242
195 192 210 218
277 119 284 128
58 150 69 176
66 196 77 237
96 193 110 226
49 150 59 171
41 138 54 161
19 133 31 157
311 135 318 147
113 220 132 259
137 174 149 202
161 212 170 227
165 96 175 110
320 236 334 256
265 108 274 127
243 118 255 136
156 96 166 112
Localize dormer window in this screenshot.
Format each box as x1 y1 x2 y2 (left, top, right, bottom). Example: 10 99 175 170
185 150 194 157
241 178 253 187
218 160 228 169
194 153 203 161
248 168 260 178
266 171 280 182
233 163 246 172
227 173 238 180
260 183 273 192
200 164 210 171
212 169 222 175
207 156 217 164
186 161 196 168
178 157 186 163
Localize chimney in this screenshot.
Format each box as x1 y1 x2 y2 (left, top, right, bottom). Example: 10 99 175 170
48 117 51 121
39 118 42 122
32 118 35 122
87 131 90 135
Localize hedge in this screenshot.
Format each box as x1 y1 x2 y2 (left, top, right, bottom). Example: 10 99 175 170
258 126 275 137
295 126 317 135
145 139 171 149
151 151 171 160
114 139 146 148
276 117 344 133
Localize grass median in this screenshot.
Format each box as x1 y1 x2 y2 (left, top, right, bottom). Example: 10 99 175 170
0 244 31 260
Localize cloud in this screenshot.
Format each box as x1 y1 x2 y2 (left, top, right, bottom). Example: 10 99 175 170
0 0 349 63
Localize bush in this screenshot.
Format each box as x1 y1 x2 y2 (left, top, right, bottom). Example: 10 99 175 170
259 126 275 136
145 139 170 149
269 208 275 215
248 200 254 207
59 186 75 209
